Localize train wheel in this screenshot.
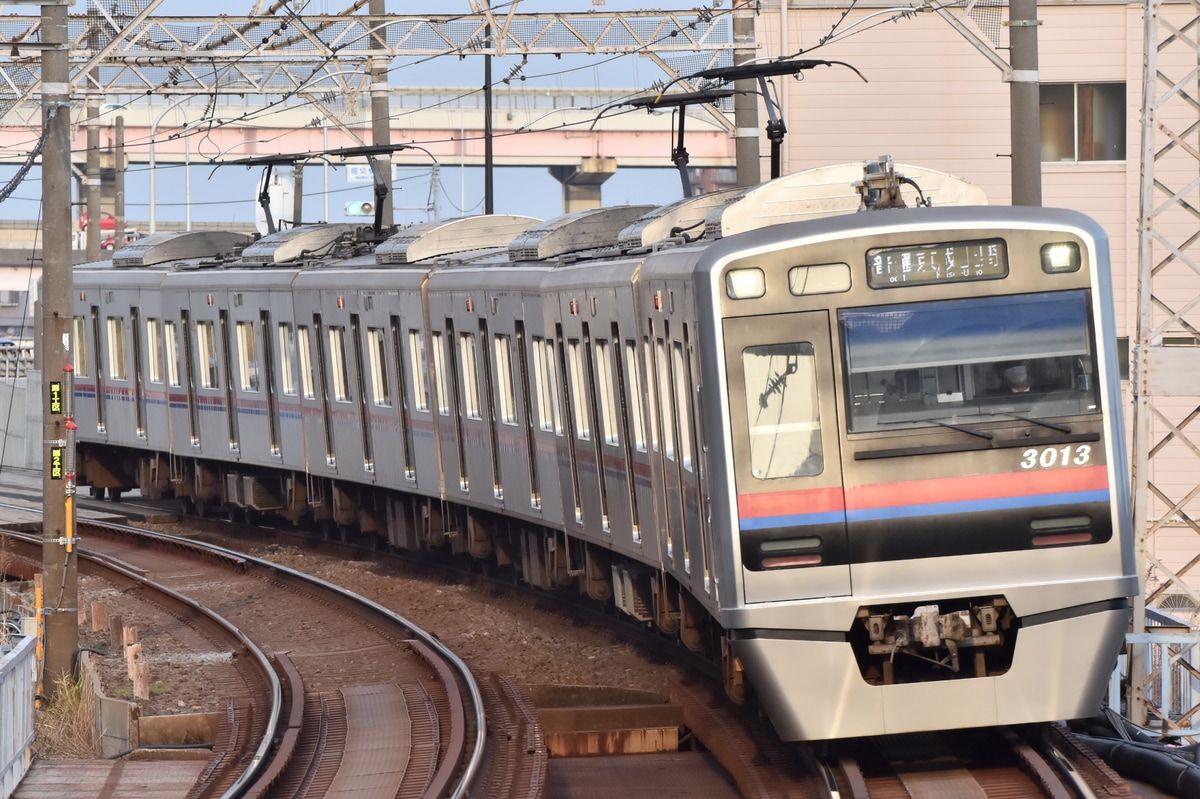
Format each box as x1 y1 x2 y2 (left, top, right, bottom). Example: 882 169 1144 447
107 487 122 502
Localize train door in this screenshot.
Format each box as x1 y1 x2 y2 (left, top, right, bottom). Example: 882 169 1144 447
677 325 712 594
218 310 240 456
130 307 147 438
389 317 416 482
619 334 646 547
180 310 199 447
440 319 469 492
515 321 541 510
312 314 336 467
260 311 281 457
89 306 106 437
583 324 611 532
557 325 584 526
479 319 503 500
648 320 685 570
350 314 375 474
722 311 850 603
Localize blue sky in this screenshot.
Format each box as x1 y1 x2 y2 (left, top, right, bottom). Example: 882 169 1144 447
0 1 731 229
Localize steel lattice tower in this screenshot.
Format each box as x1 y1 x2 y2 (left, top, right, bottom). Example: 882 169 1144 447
1133 0 1200 730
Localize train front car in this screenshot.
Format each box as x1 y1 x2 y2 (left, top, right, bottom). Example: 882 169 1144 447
702 205 1137 741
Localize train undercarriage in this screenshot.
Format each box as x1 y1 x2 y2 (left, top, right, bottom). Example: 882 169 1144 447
78 444 742 698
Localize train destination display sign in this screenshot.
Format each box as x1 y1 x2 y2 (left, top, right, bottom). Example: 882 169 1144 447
867 238 1008 288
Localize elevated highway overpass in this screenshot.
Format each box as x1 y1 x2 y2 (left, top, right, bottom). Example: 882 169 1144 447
0 87 737 170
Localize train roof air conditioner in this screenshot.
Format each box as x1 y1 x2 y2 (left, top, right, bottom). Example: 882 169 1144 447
507 205 655 261
376 215 541 265
111 231 253 268
239 224 358 265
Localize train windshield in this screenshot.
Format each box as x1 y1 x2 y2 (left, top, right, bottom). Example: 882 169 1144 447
840 290 1100 433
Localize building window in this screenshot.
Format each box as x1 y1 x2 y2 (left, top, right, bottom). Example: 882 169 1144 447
1041 82 1126 162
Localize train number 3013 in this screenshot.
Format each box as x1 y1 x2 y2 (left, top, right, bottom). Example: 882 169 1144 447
1019 444 1092 470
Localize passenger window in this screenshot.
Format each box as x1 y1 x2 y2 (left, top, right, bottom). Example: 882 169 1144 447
567 339 590 440
72 316 89 377
624 340 646 453
595 339 619 446
278 323 297 396
367 327 390 406
196 320 219 389
297 326 315 399
655 337 674 460
460 333 481 419
408 329 430 412
165 322 181 387
106 317 127 380
431 331 450 416
328 326 351 402
146 319 163 383
532 336 563 434
672 341 693 471
642 337 659 453
741 342 823 479
495 334 518 425
236 321 259 392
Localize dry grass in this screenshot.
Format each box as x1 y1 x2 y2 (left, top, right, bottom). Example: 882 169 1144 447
33 675 95 759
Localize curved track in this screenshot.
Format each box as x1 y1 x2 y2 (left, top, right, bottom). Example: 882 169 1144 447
1 518 494 799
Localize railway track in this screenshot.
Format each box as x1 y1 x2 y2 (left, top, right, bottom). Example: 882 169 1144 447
127 508 1143 799
822 723 1129 798
0 519 516 799
2 488 1155 799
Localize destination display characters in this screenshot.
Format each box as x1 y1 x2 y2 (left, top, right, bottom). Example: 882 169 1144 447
867 238 1008 288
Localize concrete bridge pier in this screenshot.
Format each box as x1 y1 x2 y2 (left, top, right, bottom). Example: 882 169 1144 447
548 156 617 213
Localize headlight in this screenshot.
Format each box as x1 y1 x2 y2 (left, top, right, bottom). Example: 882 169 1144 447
1041 241 1081 273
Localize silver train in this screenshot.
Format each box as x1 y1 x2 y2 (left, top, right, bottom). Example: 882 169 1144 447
69 158 1137 741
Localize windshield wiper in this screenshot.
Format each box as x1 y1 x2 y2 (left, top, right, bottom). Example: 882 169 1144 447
880 416 994 440
925 417 994 440
991 411 1072 434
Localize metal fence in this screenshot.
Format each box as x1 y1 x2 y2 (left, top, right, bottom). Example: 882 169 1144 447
1111 608 1200 741
0 634 35 799
0 347 32 380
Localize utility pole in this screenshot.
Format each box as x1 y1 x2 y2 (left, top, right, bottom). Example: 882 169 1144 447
37 0 77 699
1009 0 1042 206
732 0 761 188
84 15 100 259
369 0 393 226
484 21 494 215
114 118 125 250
